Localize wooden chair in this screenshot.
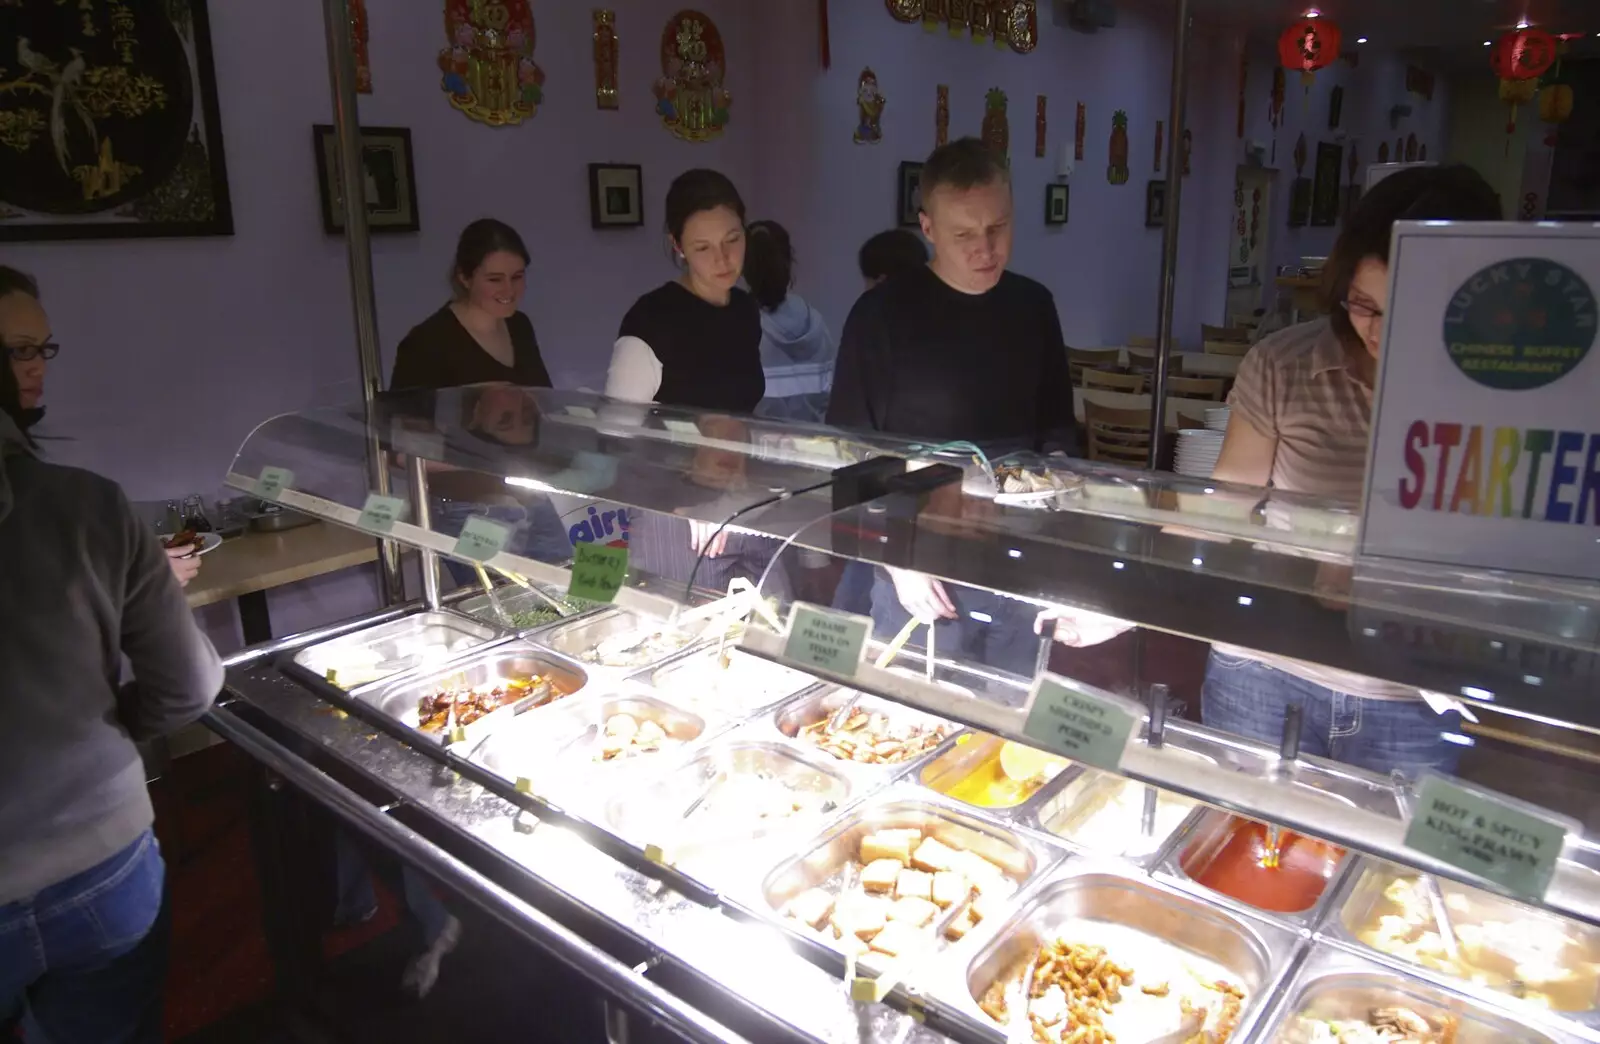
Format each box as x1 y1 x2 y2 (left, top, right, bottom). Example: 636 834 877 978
1067 347 1121 387
1177 412 1208 430
1165 375 1226 400
1201 323 1251 343
1202 339 1252 357
1126 335 1159 350
1084 400 1153 465
1082 369 1146 393
1123 346 1155 375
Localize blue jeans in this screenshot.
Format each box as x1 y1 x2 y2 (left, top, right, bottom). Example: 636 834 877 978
0 830 169 1044
332 832 452 948
1201 649 1463 780
433 496 571 587
831 560 875 617
868 570 1040 679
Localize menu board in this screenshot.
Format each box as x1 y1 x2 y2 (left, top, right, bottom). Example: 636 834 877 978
1360 222 1600 581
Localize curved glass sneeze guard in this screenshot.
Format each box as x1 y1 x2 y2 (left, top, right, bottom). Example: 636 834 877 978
226 389 1600 725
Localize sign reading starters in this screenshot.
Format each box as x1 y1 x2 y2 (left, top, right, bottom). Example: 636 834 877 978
1362 223 1600 581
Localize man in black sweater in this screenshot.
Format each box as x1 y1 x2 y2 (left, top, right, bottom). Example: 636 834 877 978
827 138 1074 675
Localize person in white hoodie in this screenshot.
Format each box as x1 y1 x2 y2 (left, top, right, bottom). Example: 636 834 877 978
744 221 837 423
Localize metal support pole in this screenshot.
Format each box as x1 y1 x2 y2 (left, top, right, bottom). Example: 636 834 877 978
1147 0 1193 470
322 0 403 604
410 454 442 611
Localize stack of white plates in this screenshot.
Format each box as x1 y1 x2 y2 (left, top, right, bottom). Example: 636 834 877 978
1204 406 1231 432
1174 429 1224 477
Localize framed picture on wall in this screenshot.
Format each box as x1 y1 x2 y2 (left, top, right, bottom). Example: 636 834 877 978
897 161 924 227
588 163 644 229
1044 182 1069 225
313 125 420 234
1145 180 1167 227
1310 141 1344 227
1288 177 1313 227
0 0 233 241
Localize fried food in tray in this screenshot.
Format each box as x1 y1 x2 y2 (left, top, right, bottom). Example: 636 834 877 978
1351 872 1600 1012
415 675 561 734
780 822 1021 963
790 693 954 767
1282 1007 1458 1044
979 928 1247 1044
596 711 673 761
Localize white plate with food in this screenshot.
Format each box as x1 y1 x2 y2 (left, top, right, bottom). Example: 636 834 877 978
162 530 223 557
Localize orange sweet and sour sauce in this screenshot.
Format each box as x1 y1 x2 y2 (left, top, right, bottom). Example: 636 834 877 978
1182 818 1344 914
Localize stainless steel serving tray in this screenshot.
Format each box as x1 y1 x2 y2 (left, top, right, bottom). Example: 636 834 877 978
750 788 1065 974
767 687 964 787
457 585 601 634
912 732 1082 824
469 688 710 816
603 740 854 896
535 610 704 675
643 647 820 726
1029 759 1212 870
355 641 588 748
290 610 504 690
1317 855 1600 1036
1251 944 1584 1043
924 859 1301 1043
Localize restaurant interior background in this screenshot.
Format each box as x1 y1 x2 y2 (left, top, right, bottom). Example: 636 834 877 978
6 0 1594 652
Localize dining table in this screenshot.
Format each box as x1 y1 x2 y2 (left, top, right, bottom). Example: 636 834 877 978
1081 346 1243 378
1071 387 1225 432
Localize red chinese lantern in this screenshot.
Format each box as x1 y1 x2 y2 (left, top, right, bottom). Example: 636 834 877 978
1278 17 1341 90
1489 28 1556 144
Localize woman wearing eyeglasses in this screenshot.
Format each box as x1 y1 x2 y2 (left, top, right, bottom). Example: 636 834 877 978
0 267 200 586
1202 164 1503 777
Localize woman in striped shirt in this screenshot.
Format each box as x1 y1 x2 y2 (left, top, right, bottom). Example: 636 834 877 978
1205 164 1502 778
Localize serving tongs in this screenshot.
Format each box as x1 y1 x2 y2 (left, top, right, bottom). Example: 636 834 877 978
1262 704 1304 870
495 566 580 618
1004 942 1041 1044
1141 684 1169 838
825 616 931 733
1391 769 1463 965
474 564 515 628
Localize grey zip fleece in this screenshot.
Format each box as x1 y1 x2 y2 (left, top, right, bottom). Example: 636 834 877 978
0 411 222 903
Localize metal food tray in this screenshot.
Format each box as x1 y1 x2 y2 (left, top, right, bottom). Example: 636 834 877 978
766 687 964 786
603 740 854 896
356 641 588 748
1316 855 1600 1029
924 859 1300 1044
458 585 601 635
535 610 704 675
1157 801 1357 933
1028 758 1213 870
753 788 1063 973
643 646 821 725
290 610 504 690
1251 944 1584 1043
469 689 710 815
913 732 1084 824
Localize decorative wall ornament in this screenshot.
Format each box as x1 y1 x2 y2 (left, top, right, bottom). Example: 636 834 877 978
1311 140 1342 227
588 163 643 228
886 0 1034 53
1278 16 1341 92
1328 85 1343 130
970 0 992 44
1107 110 1128 185
947 0 968 36
922 0 945 33
352 0 373 93
1074 102 1086 161
1404 132 1418 162
1489 28 1555 145
652 10 730 143
854 68 885 144
886 0 921 24
936 84 950 146
1378 141 1389 164
1236 49 1248 139
1395 136 1403 161
1145 180 1166 226
1347 142 1359 183
982 87 1009 162
1406 64 1435 100
1044 182 1069 225
897 160 923 226
1419 143 1427 161
1005 1 1037 53
1289 132 1311 226
593 9 619 110
1035 96 1046 158
1154 120 1163 173
1269 66 1286 162
0 0 233 241
1181 128 1192 176
438 0 544 127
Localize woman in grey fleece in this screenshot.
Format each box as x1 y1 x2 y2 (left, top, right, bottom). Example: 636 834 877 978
0 360 223 1041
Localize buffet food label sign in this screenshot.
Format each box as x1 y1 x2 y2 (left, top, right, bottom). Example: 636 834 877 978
356 494 408 535
1403 773 1574 901
1360 223 1600 581
1022 673 1138 772
783 603 870 677
255 466 294 503
452 515 511 562
568 542 628 603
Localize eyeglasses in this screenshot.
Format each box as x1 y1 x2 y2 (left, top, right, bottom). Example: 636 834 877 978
4 342 59 361
1340 299 1384 322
